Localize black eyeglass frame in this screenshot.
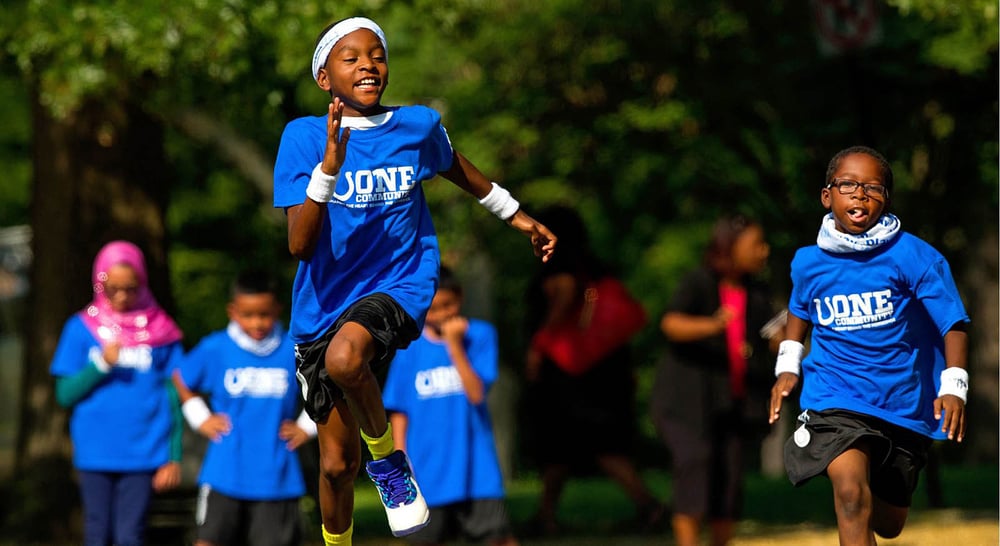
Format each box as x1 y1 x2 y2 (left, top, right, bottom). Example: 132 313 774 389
826 178 890 200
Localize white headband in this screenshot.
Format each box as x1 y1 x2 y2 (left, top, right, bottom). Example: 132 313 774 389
312 17 388 83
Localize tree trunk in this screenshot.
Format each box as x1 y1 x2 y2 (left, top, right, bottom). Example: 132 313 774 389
11 88 173 539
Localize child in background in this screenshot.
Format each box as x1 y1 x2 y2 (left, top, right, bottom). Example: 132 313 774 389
769 146 970 546
383 267 519 546
272 16 556 545
174 270 316 546
50 240 184 546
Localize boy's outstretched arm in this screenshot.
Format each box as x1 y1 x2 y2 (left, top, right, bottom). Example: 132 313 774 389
440 151 557 262
769 313 810 424
935 327 969 442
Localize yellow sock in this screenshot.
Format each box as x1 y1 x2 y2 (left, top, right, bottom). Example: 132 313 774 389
322 521 353 546
361 422 395 460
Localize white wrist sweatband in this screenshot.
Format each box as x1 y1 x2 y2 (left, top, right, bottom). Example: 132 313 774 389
774 340 805 377
938 367 969 403
478 182 520 221
296 409 318 438
181 397 212 431
306 163 338 203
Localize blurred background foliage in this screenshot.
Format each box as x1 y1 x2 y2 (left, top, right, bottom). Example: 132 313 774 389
0 1 996 536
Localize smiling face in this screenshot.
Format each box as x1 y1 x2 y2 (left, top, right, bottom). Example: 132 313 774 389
316 28 388 117
821 152 889 234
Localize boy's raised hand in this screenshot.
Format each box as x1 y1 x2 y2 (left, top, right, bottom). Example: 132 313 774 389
508 210 557 262
769 373 799 424
934 395 966 442
321 98 351 177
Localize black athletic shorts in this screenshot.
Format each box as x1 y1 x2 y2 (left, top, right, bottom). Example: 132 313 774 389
784 409 932 507
294 293 419 423
405 499 514 545
195 485 302 546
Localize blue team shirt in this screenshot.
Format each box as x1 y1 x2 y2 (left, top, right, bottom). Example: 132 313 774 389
788 232 970 438
382 319 506 507
50 316 182 472
273 105 454 343
178 328 305 500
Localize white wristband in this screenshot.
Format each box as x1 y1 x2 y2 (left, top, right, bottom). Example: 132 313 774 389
938 367 969 403
296 409 318 438
181 397 212 431
774 340 805 377
478 182 520 221
306 163 338 203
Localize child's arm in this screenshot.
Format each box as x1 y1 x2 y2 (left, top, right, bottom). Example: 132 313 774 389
768 313 810 424
287 99 351 260
440 316 486 405
935 327 969 442
172 370 232 442
439 151 556 262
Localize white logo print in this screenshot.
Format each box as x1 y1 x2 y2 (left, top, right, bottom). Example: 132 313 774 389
414 366 463 399
334 165 417 207
224 367 289 398
93 345 153 372
813 289 895 331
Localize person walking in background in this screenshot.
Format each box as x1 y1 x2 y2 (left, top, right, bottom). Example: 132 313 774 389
383 266 519 546
651 215 780 546
523 205 664 537
173 270 316 546
50 241 184 546
272 16 556 545
769 146 969 546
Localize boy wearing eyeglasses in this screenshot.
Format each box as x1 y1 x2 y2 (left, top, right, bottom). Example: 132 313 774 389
768 146 970 546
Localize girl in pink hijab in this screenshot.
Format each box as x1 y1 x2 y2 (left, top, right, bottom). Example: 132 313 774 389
50 240 184 546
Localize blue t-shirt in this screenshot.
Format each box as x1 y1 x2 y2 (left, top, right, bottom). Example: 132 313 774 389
50 316 182 472
273 105 454 343
382 319 506 507
788 232 970 438
178 328 305 501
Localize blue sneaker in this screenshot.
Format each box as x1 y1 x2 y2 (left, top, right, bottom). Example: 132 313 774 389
365 450 429 537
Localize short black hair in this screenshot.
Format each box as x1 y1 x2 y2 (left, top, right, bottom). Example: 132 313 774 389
232 269 279 298
437 265 463 297
824 145 894 194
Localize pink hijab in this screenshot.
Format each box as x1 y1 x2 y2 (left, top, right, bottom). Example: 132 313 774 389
78 241 182 347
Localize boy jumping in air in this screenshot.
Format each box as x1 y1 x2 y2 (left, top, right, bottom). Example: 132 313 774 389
272 16 556 546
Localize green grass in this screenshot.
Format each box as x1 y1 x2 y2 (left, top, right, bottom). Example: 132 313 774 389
338 464 999 544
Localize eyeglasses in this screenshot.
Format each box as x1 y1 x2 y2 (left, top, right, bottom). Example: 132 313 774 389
826 178 889 199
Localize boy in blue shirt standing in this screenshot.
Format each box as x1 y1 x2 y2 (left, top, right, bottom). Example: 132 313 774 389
273 16 555 545
383 267 518 546
174 270 316 546
769 146 970 546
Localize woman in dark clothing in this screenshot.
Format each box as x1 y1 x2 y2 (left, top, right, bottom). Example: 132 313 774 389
523 205 664 536
651 215 782 546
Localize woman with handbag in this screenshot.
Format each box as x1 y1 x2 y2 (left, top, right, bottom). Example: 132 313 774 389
651 215 781 546
522 205 665 537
